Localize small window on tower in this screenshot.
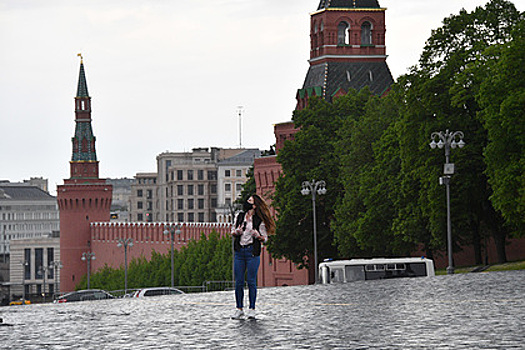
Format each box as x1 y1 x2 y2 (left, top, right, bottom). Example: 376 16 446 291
369 70 374 82
346 70 352 82
361 21 372 45
337 22 350 45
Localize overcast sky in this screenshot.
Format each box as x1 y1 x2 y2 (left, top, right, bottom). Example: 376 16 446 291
1 0 523 195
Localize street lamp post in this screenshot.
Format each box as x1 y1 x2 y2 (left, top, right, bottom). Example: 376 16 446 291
38 265 50 303
163 224 181 288
50 260 63 299
429 129 466 275
301 179 327 284
20 260 29 303
117 238 133 294
81 252 96 289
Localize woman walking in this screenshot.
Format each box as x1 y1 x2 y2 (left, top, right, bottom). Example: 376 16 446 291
231 194 275 319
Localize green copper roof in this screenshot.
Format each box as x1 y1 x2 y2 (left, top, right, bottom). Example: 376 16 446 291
317 0 380 10
71 122 97 162
76 62 89 97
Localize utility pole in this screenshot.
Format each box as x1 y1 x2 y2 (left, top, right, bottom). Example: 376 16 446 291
237 106 244 148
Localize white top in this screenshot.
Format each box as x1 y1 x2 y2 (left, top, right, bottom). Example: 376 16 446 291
231 212 268 246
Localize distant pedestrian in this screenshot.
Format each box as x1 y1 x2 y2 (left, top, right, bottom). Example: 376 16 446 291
230 194 275 319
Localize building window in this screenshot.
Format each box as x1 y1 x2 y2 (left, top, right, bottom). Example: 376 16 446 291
211 184 217 194
187 170 194 180
147 202 153 210
177 213 184 222
147 190 153 199
198 199 204 209
236 183 242 191
225 183 231 192
137 201 143 209
138 213 143 221
137 189 143 197
198 212 205 222
188 199 194 210
24 249 31 280
208 171 217 180
35 248 43 279
198 170 204 180
225 198 231 205
361 21 372 45
211 197 217 208
47 248 54 279
177 185 184 196
236 170 242 177
177 170 183 180
198 184 204 195
338 21 350 45
178 199 184 210
225 170 231 177
188 213 195 222
187 185 194 196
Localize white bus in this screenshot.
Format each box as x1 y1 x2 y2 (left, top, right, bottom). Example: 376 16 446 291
319 257 435 284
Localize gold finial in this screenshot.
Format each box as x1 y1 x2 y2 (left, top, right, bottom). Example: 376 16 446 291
77 53 83 63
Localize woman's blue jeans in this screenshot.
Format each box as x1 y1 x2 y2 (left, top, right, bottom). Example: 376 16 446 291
234 245 260 310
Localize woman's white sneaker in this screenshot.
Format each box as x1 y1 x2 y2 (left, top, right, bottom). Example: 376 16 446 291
231 309 244 320
246 309 256 319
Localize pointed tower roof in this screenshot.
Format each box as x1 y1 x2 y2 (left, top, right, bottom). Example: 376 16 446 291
317 0 380 10
76 55 89 98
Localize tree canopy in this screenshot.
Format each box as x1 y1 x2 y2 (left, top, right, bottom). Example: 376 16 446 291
268 0 523 269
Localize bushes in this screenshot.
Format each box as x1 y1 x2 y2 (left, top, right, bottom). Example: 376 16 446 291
76 231 233 291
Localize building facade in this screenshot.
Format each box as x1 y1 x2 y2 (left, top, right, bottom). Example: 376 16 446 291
107 178 134 222
129 173 157 223
216 149 261 223
129 148 259 224
0 181 60 258
9 235 60 302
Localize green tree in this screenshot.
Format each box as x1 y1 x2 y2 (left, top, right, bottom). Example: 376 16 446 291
393 0 522 263
333 90 411 257
269 92 374 267
475 21 525 235
76 231 233 291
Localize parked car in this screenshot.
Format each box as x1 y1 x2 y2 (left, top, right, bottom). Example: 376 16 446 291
132 287 184 298
54 289 115 303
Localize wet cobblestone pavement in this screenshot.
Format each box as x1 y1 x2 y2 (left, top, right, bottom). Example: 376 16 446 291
1 270 524 349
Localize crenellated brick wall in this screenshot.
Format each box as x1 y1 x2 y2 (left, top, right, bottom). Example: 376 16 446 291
89 222 231 272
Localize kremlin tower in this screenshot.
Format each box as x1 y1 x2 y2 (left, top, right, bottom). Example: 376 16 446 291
296 0 394 109
57 56 112 293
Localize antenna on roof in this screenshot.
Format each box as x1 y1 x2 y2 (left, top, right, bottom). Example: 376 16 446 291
237 106 244 149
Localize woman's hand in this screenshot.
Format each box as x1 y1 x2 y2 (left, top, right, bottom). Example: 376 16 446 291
251 230 263 240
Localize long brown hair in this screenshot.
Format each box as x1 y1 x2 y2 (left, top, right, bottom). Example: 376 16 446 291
252 194 275 235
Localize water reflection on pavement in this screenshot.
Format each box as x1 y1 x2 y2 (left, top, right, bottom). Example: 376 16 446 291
1 270 524 349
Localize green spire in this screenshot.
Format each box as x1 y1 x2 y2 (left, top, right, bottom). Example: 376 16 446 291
76 54 89 97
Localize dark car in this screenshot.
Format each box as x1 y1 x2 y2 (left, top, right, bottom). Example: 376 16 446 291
55 289 115 303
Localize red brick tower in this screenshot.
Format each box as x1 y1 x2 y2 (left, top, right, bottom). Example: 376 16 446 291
296 0 393 109
57 56 112 292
